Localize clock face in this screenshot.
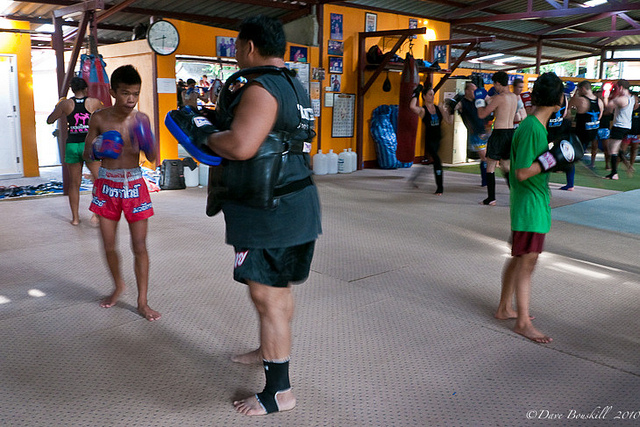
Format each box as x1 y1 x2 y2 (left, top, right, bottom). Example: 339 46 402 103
147 20 179 55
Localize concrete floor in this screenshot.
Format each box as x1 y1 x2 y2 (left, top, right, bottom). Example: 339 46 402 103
1 167 639 426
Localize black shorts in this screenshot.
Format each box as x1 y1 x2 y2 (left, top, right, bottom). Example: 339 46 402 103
575 129 598 148
233 241 316 287
487 128 514 160
610 126 631 141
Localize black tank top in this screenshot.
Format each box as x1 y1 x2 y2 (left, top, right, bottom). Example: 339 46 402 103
422 105 443 145
575 95 600 131
66 97 91 144
631 106 640 135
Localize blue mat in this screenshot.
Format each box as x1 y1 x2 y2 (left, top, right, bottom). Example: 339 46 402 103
552 189 640 235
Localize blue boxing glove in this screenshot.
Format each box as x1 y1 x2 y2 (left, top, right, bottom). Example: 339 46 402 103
487 86 497 97
474 88 488 108
130 112 155 158
164 108 222 166
92 130 123 160
564 81 576 95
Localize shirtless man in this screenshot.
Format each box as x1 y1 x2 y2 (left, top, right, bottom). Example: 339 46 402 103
568 81 603 169
83 65 161 321
47 77 103 225
182 78 208 110
476 71 518 205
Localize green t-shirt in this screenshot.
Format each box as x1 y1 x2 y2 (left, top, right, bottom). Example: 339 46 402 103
509 115 551 234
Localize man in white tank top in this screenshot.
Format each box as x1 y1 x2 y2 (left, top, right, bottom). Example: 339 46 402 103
604 79 633 180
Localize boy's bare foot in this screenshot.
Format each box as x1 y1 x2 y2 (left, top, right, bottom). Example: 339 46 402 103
100 290 123 308
233 390 296 416
70 218 80 226
231 348 262 365
494 309 535 320
138 304 161 321
90 214 100 226
514 324 552 344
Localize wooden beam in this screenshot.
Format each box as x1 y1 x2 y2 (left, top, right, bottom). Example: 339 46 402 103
53 0 104 18
452 2 640 24
541 28 640 40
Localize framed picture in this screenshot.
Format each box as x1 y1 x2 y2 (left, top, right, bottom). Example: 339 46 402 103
409 18 418 39
365 13 377 32
216 36 236 58
327 40 344 56
433 45 447 64
330 13 343 40
329 74 341 92
290 46 308 62
329 57 343 74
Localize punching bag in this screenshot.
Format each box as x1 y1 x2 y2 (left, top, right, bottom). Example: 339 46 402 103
80 53 112 107
395 53 420 163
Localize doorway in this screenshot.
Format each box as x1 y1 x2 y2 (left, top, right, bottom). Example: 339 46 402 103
0 54 23 177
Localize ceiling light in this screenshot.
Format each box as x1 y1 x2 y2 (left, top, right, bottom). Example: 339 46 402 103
476 53 503 61
583 0 607 7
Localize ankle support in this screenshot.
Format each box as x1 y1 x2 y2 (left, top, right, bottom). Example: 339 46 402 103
255 359 291 414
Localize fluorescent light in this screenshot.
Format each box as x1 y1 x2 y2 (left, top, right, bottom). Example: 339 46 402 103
476 53 503 61
0 0 12 15
583 0 607 6
497 56 521 63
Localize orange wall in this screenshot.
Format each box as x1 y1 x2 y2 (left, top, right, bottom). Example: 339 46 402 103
0 19 37 176
320 5 450 163
155 19 320 162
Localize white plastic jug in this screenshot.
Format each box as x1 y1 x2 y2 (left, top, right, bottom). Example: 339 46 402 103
312 149 328 175
184 165 199 187
338 149 350 173
198 163 209 186
327 149 339 174
348 148 357 172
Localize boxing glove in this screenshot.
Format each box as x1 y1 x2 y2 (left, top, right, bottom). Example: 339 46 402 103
520 91 532 108
474 88 488 108
130 112 155 158
487 86 497 97
537 134 584 173
164 108 222 166
564 81 576 95
92 130 123 160
412 84 423 99
445 93 463 115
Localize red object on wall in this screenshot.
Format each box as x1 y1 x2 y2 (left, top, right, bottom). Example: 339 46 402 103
396 54 420 163
80 53 112 107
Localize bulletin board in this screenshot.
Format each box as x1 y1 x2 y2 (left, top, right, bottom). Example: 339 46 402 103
331 93 355 138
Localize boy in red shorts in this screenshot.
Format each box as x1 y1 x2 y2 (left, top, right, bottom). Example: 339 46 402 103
494 72 570 344
83 65 160 321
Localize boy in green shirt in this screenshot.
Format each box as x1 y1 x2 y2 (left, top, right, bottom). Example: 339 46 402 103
495 72 567 344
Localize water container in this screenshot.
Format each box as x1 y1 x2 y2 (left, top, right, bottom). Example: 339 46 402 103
184 164 199 187
327 149 339 174
312 150 328 175
338 149 350 173
198 163 209 186
348 148 357 172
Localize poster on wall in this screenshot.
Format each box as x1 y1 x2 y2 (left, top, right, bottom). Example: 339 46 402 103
310 81 321 117
329 75 341 92
332 93 355 138
330 13 343 40
329 57 343 74
365 13 377 32
409 18 418 39
216 37 236 57
327 40 344 56
285 61 310 96
290 46 308 62
433 45 447 64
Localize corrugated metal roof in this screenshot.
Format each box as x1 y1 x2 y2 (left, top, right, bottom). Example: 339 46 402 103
4 0 640 70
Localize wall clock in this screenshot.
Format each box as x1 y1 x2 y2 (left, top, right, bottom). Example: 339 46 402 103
147 20 179 55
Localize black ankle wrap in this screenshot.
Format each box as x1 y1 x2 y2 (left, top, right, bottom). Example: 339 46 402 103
255 359 291 414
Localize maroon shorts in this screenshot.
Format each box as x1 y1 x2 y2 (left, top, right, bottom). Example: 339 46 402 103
90 167 154 223
511 231 545 256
